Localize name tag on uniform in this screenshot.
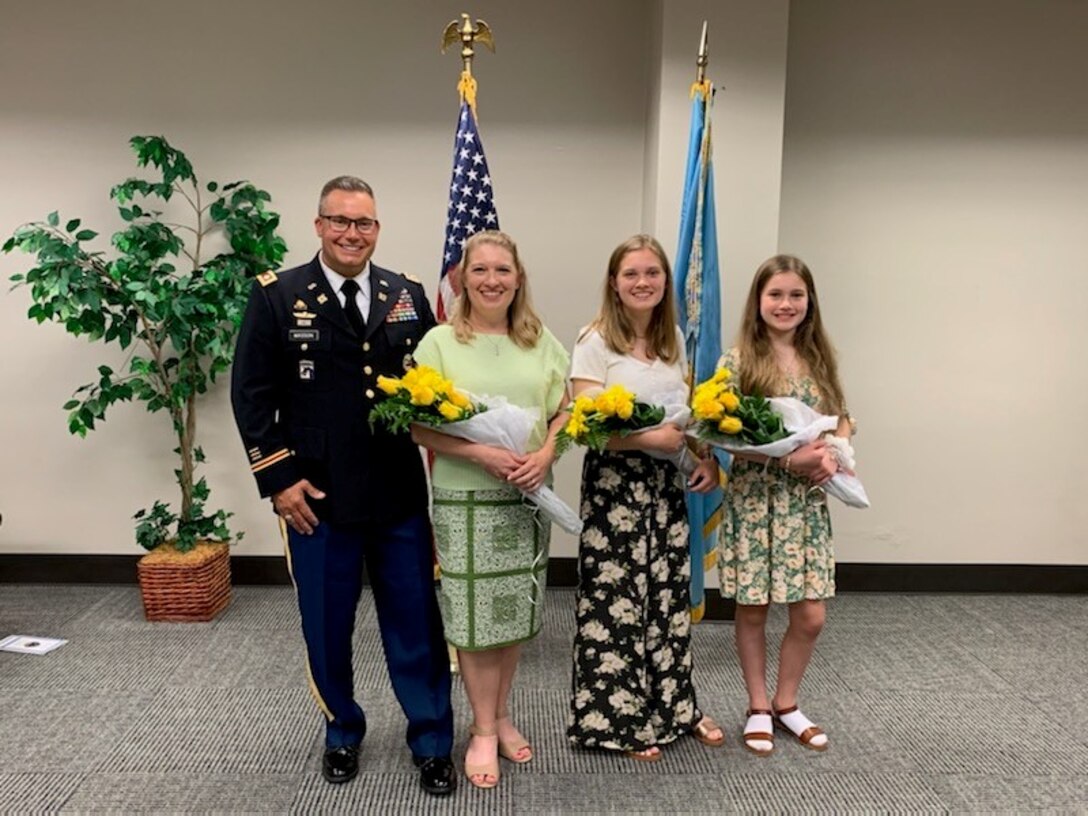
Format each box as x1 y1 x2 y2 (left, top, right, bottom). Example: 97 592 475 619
289 329 320 342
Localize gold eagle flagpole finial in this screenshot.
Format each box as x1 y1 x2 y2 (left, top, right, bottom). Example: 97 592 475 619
692 20 711 99
441 13 495 111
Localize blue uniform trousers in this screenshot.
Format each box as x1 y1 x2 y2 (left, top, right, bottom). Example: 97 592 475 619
286 512 453 755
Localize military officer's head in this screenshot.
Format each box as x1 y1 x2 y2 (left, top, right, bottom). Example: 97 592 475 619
315 176 381 278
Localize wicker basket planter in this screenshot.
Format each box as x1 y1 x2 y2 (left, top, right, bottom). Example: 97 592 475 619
137 541 232 622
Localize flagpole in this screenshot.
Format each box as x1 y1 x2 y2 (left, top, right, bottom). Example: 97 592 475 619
696 20 708 87
436 16 503 667
676 21 726 624
436 12 500 325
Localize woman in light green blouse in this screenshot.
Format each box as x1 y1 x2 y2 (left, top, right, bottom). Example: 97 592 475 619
412 230 569 790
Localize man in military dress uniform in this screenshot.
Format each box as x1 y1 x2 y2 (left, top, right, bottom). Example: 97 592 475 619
231 176 454 794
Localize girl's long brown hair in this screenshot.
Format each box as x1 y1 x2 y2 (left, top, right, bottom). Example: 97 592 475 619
736 254 845 414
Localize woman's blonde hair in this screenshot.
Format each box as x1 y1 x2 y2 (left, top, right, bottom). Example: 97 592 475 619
736 254 845 414
450 230 543 349
581 234 680 364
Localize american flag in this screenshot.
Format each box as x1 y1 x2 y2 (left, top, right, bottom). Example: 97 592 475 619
437 100 499 320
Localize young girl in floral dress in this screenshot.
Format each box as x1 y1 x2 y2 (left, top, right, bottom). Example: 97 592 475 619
718 254 853 756
566 234 723 761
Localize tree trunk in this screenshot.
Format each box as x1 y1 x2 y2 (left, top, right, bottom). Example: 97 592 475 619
178 392 196 521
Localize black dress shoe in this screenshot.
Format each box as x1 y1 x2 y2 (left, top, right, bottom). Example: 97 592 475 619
415 755 455 796
322 745 359 784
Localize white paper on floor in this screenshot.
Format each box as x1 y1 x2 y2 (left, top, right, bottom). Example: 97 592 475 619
0 635 68 655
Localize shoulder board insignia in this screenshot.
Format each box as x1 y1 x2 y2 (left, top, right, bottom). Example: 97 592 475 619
401 273 422 284
257 271 277 287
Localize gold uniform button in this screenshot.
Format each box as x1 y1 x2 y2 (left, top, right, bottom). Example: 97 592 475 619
364 366 373 375
406 338 413 347
301 343 309 351
362 342 371 352
366 388 375 399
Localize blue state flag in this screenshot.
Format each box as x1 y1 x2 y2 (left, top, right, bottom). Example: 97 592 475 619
674 79 726 622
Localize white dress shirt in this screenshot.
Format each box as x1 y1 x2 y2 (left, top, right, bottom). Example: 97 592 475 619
319 254 371 320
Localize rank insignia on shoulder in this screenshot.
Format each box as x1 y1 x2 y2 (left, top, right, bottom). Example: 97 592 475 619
402 272 422 284
257 271 277 287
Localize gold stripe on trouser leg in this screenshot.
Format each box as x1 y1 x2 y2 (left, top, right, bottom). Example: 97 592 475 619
280 516 335 721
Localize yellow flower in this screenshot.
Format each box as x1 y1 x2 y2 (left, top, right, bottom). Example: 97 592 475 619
437 401 463 421
448 389 472 410
692 394 724 421
376 375 401 395
574 395 595 413
712 367 732 384
403 365 442 390
614 391 634 420
408 384 436 406
594 384 634 419
693 381 724 402
565 414 588 438
720 391 740 413
718 416 743 435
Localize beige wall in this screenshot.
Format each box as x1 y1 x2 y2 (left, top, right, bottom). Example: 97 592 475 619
2 1 1084 566
0 0 654 556
779 0 1088 563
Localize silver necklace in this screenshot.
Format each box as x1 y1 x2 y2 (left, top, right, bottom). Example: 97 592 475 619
477 332 503 356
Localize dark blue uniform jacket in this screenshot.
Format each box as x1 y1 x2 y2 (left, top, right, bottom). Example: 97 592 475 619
231 255 436 527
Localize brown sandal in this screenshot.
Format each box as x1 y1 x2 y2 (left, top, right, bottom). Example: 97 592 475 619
742 709 775 757
772 704 828 752
625 745 662 762
692 716 725 747
464 725 500 789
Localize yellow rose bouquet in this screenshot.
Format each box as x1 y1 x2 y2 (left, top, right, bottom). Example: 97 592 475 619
690 367 788 446
691 368 870 508
368 365 484 434
372 367 584 533
555 384 667 456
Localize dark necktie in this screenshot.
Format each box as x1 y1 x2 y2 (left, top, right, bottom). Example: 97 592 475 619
340 278 367 337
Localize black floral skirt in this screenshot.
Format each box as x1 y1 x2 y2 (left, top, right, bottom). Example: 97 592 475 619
567 450 703 751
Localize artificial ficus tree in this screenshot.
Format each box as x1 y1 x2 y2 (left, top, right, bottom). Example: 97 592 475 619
4 136 287 552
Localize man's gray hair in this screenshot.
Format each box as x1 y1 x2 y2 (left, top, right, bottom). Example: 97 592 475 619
318 176 374 212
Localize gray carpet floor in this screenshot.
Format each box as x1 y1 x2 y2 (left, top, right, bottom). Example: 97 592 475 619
1 585 1086 814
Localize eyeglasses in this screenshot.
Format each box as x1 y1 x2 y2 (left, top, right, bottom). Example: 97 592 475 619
319 214 379 234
